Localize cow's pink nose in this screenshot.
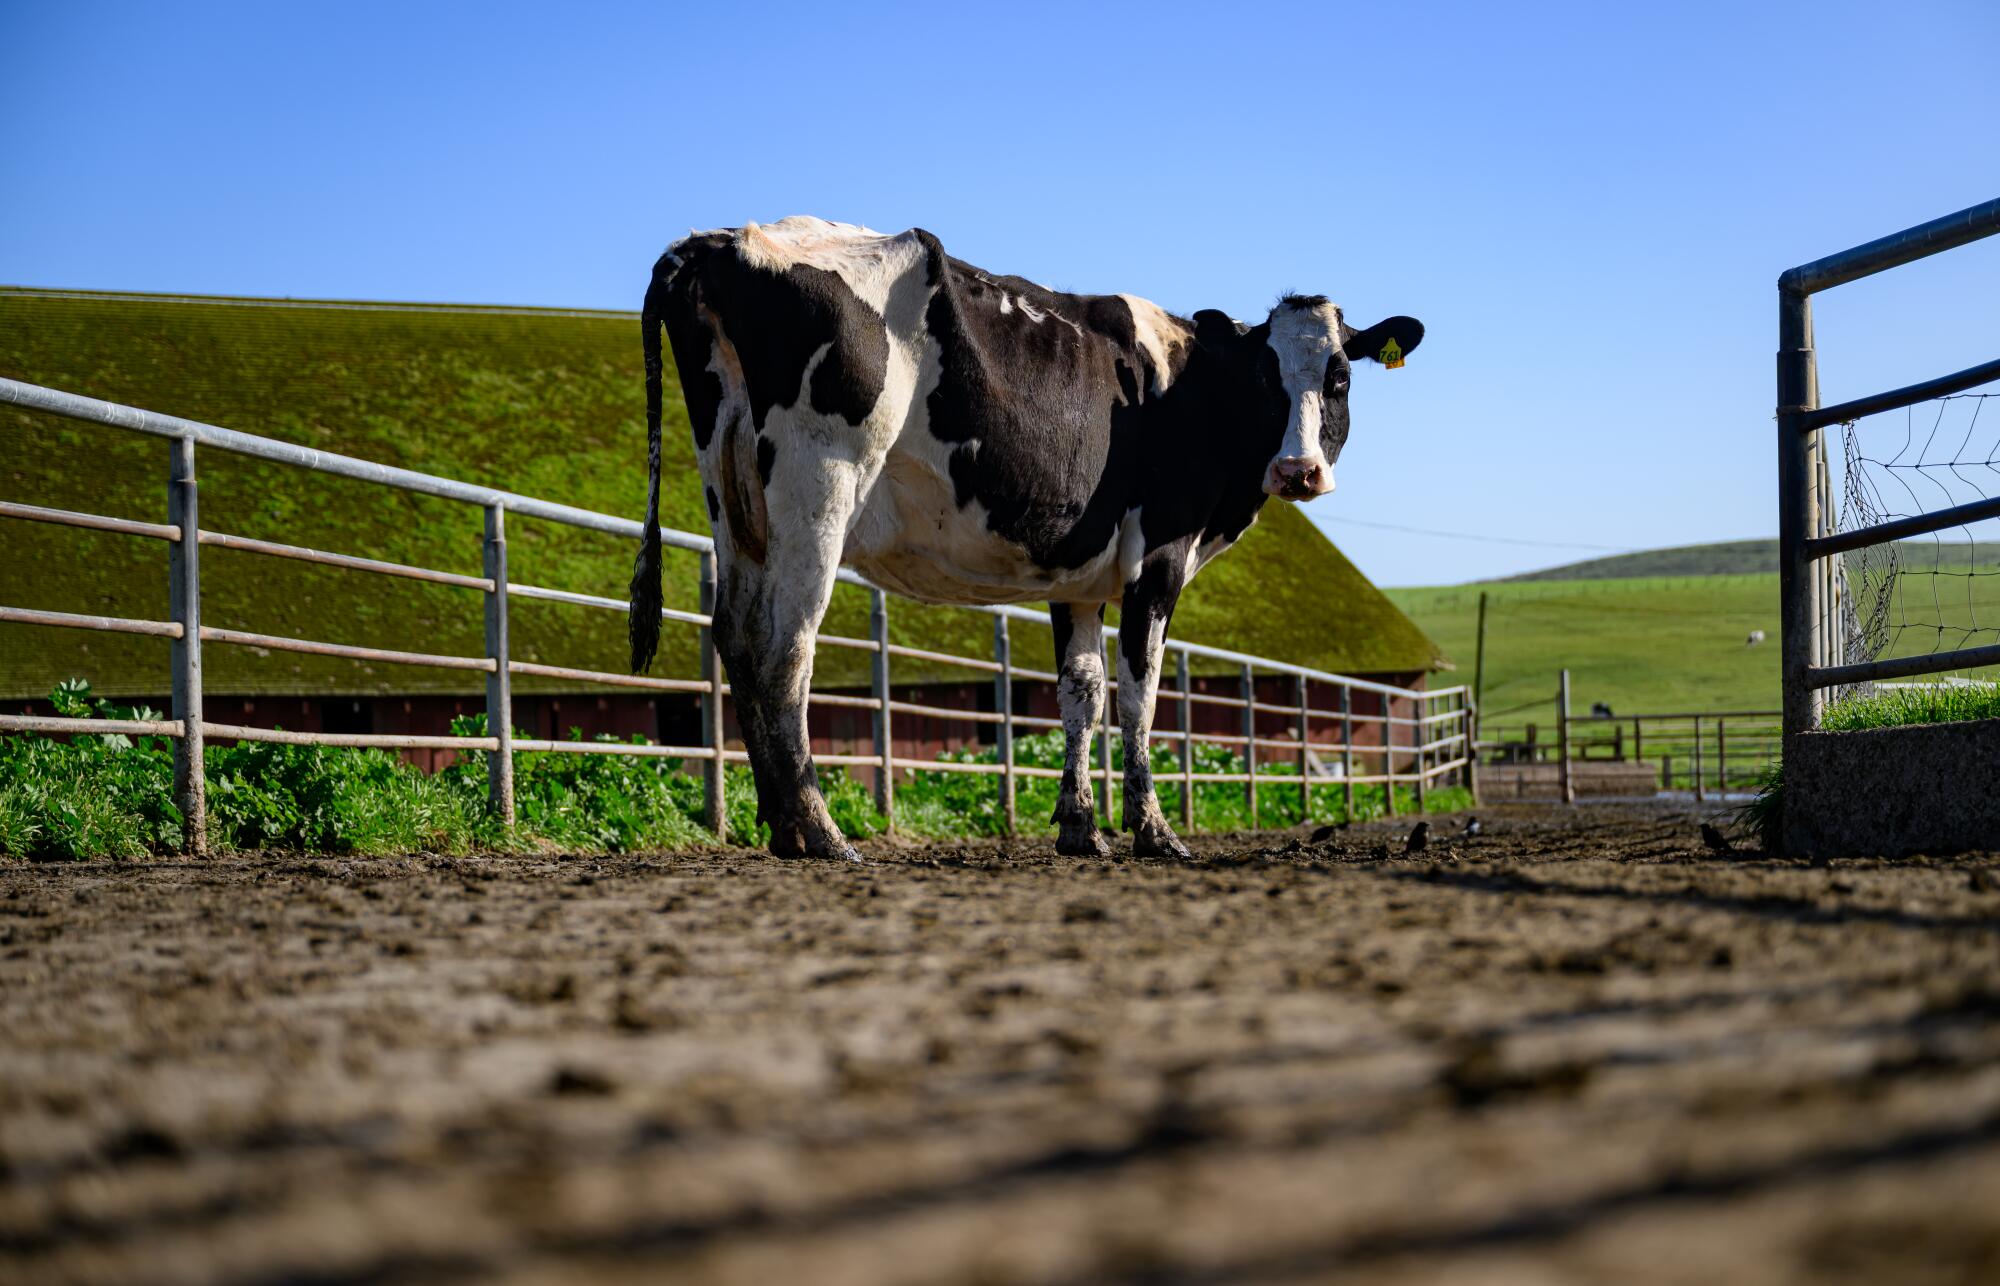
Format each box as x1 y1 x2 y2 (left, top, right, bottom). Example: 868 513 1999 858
1267 457 1326 497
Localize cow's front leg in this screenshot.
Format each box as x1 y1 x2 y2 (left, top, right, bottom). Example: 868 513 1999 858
1119 548 1192 859
1049 602 1109 857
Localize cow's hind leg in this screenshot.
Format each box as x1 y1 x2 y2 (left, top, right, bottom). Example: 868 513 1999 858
1119 549 1192 859
1050 603 1110 858
711 456 862 862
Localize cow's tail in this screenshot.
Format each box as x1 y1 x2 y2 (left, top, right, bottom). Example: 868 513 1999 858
628 249 678 674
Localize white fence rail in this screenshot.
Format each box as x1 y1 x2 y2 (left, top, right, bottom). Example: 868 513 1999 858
0 376 1473 853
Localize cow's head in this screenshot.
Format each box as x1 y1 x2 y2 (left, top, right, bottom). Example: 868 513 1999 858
1201 296 1424 501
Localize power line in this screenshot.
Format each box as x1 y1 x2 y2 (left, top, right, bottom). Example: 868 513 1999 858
1319 514 1635 553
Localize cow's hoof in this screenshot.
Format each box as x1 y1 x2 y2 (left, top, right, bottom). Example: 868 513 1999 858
768 822 863 863
799 832 865 863
1056 825 1111 858
1133 829 1192 860
771 842 864 863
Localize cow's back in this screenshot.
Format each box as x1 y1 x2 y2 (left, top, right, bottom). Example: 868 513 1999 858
664 218 1209 607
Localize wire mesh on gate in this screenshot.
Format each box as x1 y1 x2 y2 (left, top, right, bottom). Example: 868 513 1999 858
1836 392 2000 698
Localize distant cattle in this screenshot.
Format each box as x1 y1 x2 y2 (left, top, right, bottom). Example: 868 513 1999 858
1591 702 1614 719
631 217 1423 860
1745 630 1766 647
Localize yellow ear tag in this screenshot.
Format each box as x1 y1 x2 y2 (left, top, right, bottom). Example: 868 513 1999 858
1378 337 1405 369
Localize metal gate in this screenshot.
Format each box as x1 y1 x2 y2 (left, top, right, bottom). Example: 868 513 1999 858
1776 197 2000 746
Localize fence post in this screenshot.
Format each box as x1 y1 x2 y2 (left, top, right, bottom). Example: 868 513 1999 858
166 437 205 855
1296 675 1311 823
1778 286 1821 747
1415 693 1429 813
1240 663 1257 827
1717 717 1728 794
481 503 515 826
1341 683 1354 818
871 587 894 827
699 549 725 841
993 614 1015 836
1633 717 1644 765
1099 640 1114 827
1463 691 1478 799
1177 650 1194 831
1693 715 1706 803
1557 670 1574 805
1384 691 1398 818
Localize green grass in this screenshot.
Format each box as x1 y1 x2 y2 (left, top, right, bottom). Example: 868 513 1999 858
1385 574 1784 733
2 679 1463 860
1820 682 2000 731
1387 569 2000 737
0 288 1442 703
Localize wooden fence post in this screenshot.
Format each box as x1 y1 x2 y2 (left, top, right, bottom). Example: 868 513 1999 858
871 587 894 827
1177 651 1195 831
482 503 514 826
1462 690 1478 798
167 438 206 855
1717 717 1728 794
1558 670 1575 805
699 549 725 841
993 614 1015 835
1693 715 1705 803
1468 691 1480 796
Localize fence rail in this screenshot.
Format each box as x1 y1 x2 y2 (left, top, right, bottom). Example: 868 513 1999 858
0 375 1474 853
1476 672 1778 802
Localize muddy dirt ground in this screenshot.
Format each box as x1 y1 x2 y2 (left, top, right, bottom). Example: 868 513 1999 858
4 802 2000 1285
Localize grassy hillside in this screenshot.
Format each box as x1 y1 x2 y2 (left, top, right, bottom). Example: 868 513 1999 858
1507 538 2000 583
1387 576 1783 734
0 288 1442 701
1505 540 1779 582
1389 567 2000 737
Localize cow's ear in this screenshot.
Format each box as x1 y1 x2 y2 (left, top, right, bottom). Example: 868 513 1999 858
1193 309 1247 353
1342 315 1425 368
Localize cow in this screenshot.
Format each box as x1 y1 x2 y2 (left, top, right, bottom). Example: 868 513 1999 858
630 217 1423 862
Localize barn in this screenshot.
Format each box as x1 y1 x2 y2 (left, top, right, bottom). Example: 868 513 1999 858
0 287 1450 771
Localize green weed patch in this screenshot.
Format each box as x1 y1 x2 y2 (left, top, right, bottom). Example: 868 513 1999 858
3 680 1465 861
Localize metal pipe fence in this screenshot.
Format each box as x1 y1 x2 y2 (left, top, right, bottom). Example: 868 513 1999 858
1776 197 2000 747
0 376 1475 853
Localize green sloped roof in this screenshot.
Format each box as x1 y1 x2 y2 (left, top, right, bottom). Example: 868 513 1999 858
0 287 1446 700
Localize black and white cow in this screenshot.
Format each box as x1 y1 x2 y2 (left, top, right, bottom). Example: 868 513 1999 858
630 217 1422 861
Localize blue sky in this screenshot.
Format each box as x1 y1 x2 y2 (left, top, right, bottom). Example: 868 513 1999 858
5 0 1997 586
